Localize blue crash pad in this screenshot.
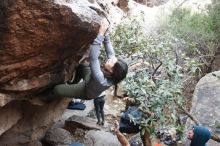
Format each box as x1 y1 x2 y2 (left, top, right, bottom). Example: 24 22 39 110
67 101 86 110
69 142 84 146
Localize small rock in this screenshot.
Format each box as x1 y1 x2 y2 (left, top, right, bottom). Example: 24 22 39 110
44 128 72 146
84 130 120 146
26 141 42 146
65 115 102 131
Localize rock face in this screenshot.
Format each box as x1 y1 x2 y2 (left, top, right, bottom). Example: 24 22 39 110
0 99 71 146
65 115 102 131
0 0 101 93
134 0 169 7
44 127 73 146
84 130 120 146
26 141 43 146
0 0 125 145
186 71 220 146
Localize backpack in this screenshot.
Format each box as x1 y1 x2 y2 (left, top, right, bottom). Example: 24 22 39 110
67 101 86 110
119 106 142 133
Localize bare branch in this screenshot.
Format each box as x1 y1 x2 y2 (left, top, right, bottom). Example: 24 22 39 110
114 85 124 99
211 133 220 143
140 108 153 117
147 55 163 78
176 0 189 9
174 99 200 125
174 50 179 65
174 99 220 143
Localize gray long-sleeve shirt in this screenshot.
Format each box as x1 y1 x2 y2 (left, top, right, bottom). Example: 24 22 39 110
86 34 115 99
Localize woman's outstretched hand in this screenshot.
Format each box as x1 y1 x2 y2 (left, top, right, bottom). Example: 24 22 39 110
99 18 109 36
113 120 120 133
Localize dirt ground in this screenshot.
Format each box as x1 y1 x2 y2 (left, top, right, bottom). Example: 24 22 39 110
57 88 165 146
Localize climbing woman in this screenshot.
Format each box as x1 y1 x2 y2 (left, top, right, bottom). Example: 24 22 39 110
52 18 128 100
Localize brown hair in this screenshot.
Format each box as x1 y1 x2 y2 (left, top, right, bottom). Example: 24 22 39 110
112 58 128 97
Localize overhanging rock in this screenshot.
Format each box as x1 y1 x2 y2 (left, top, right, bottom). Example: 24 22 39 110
0 0 103 94
0 0 106 145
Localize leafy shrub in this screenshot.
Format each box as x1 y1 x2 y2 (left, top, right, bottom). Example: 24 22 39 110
110 2 220 138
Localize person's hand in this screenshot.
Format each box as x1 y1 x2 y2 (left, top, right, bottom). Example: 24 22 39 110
122 96 130 101
99 18 109 36
113 120 119 133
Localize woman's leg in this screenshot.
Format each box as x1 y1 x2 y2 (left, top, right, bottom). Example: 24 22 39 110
53 82 86 99
81 64 91 82
94 98 101 124
72 64 91 84
53 64 91 100
71 64 84 84
99 96 105 125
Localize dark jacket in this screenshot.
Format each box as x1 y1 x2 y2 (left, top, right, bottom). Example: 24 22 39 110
190 125 211 146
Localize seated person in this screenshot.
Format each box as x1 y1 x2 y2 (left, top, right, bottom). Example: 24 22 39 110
187 125 211 146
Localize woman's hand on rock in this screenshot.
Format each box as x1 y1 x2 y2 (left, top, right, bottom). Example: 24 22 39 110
99 18 109 36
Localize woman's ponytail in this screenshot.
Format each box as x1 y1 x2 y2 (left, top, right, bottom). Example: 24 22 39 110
112 58 128 84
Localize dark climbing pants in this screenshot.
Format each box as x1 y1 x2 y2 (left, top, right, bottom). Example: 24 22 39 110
53 64 91 100
94 95 105 123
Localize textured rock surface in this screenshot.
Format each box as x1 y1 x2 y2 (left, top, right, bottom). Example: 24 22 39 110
134 0 169 7
44 127 73 146
0 93 13 107
0 99 70 145
94 0 125 29
84 130 120 146
24 141 43 146
10 141 43 146
0 100 22 136
0 0 101 93
186 71 220 146
0 0 111 145
65 115 102 131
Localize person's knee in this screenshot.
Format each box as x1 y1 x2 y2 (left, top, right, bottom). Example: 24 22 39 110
53 85 62 96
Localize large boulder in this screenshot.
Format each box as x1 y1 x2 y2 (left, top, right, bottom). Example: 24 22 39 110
24 141 43 146
0 0 124 145
0 0 101 93
65 115 102 131
44 127 73 146
0 99 70 146
186 71 220 146
84 130 120 146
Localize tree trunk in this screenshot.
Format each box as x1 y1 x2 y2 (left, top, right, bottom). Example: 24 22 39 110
140 130 152 146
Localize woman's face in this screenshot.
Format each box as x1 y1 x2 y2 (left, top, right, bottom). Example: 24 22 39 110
103 57 118 73
187 129 194 140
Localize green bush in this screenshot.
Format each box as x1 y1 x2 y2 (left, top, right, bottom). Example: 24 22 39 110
110 1 220 138
209 1 220 40
111 20 187 134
